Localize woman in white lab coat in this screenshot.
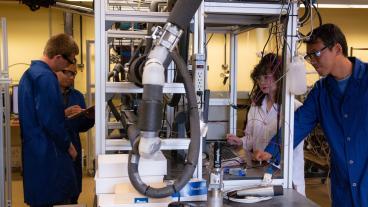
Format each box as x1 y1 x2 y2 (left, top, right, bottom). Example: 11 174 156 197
226 53 305 195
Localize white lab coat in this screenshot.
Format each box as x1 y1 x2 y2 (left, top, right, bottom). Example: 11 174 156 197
241 97 305 195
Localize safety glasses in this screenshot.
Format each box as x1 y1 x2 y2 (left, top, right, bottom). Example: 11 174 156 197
62 70 77 78
304 45 329 63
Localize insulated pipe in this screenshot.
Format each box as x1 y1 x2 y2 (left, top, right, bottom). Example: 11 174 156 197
128 51 200 198
167 0 202 30
128 0 202 198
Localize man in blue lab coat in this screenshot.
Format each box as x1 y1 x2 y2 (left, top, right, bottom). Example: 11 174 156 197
18 34 79 207
254 24 368 207
56 63 95 204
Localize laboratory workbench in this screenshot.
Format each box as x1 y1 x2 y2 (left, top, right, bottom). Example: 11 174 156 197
173 189 318 207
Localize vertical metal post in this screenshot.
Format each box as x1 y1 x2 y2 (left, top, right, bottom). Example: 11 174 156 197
282 1 298 189
95 0 106 155
0 79 4 206
198 1 205 56
166 62 175 138
1 17 11 207
48 8 52 38
193 7 199 55
192 0 204 180
0 81 4 207
229 33 238 135
86 40 95 174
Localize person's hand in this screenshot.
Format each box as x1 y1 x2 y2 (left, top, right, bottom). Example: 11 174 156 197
68 143 78 161
84 108 95 119
226 134 243 146
65 105 84 117
253 149 272 161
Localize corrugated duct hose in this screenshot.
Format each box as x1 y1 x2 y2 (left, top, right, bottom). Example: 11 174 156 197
127 0 202 198
128 51 200 198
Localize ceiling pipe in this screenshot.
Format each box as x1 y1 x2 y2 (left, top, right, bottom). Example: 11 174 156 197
64 12 73 36
53 2 93 16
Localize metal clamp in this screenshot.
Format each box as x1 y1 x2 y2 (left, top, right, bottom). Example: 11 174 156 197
158 23 183 51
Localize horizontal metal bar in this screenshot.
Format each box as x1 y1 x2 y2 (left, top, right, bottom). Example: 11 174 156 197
107 30 148 39
105 11 169 23
106 82 186 94
105 138 190 151
209 98 231 106
204 2 287 15
205 14 263 25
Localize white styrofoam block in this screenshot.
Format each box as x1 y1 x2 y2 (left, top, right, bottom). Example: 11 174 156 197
114 181 167 195
98 152 167 178
95 171 164 194
98 194 171 207
114 182 171 205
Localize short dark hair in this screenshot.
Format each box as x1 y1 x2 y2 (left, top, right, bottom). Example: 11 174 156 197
304 23 348 57
250 53 283 106
43 33 79 58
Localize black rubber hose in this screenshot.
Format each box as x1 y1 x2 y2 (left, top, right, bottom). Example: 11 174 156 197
128 51 200 198
113 63 124 82
312 3 323 26
299 0 310 27
167 0 202 30
107 98 127 129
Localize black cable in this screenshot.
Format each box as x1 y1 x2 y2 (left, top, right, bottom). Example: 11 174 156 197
312 3 323 26
205 33 214 46
299 0 311 27
261 24 274 58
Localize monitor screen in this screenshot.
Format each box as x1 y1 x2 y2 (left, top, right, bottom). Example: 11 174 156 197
12 85 18 114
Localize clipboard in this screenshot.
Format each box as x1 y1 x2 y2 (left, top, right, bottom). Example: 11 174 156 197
67 105 95 120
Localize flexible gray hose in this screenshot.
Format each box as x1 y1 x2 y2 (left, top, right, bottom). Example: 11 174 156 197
127 51 201 198
167 0 202 30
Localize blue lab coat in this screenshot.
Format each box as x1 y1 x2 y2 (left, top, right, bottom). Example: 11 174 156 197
265 57 368 207
18 61 78 206
63 88 94 196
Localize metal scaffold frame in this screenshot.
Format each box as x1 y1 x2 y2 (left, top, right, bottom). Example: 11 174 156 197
0 17 12 207
94 0 300 194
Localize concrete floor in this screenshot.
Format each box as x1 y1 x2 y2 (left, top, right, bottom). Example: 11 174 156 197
12 172 331 207
305 178 332 207
12 172 95 207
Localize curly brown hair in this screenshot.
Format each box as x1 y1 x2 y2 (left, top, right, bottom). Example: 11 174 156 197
249 53 283 106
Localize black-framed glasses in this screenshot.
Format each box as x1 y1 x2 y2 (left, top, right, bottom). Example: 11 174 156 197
62 70 77 78
304 45 329 63
61 54 76 65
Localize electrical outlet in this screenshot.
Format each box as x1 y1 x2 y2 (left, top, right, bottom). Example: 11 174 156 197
195 69 205 92
191 54 206 93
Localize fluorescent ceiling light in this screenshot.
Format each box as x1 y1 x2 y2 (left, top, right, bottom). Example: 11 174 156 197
301 4 368 9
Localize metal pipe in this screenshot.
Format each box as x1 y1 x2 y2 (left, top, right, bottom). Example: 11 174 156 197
48 8 52 38
79 15 84 66
53 2 94 16
64 12 74 36
86 40 94 174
